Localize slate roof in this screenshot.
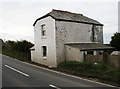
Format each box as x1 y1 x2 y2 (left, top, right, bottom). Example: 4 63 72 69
65 43 114 51
33 9 103 26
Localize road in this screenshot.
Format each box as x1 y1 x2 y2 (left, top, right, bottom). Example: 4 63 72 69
2 54 118 89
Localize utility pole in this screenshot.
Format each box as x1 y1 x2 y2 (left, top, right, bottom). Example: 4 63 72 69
118 1 120 33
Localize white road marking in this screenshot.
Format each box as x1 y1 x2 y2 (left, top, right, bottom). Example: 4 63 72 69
49 84 61 89
5 64 29 77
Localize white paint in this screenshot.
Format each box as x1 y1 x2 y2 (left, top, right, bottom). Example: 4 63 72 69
32 16 57 67
5 65 29 77
31 50 35 61
49 84 61 89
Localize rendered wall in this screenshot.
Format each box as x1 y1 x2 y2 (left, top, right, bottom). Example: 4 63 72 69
33 16 57 67
31 50 35 61
65 45 84 62
55 21 103 65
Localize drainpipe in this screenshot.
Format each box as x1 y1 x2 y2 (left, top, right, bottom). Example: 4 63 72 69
92 25 95 42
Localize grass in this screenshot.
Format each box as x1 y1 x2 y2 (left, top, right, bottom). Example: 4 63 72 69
57 61 120 86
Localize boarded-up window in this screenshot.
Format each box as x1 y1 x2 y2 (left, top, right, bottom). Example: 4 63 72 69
42 46 47 57
41 24 46 36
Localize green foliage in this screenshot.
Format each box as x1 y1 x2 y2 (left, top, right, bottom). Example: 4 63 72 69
58 61 106 72
110 32 120 51
3 40 34 52
57 61 120 85
2 40 34 61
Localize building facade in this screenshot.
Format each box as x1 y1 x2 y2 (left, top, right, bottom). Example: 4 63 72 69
31 9 110 67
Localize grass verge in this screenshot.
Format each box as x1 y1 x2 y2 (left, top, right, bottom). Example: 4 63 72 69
57 61 120 87
2 49 31 61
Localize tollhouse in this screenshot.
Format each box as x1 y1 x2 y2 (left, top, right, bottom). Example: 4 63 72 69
31 9 113 67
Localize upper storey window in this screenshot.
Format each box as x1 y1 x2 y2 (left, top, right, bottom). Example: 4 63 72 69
41 24 46 37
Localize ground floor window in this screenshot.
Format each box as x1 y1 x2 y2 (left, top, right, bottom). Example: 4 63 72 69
87 50 94 55
42 46 47 57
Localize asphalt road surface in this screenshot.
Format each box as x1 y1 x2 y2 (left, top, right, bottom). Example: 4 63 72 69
2 54 119 89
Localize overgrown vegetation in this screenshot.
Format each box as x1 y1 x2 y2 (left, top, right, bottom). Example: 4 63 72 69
57 62 120 86
110 32 120 51
2 40 34 61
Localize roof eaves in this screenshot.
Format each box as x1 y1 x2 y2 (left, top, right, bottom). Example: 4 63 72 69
55 18 103 26
33 13 55 26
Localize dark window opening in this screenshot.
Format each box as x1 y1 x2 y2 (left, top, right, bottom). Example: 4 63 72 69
42 46 47 57
87 51 94 55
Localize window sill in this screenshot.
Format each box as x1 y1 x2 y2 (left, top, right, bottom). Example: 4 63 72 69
43 57 47 60
41 36 46 39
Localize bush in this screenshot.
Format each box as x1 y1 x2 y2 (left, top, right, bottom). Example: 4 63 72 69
2 40 34 61
110 32 120 51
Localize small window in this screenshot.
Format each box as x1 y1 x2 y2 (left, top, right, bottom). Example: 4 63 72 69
42 46 47 57
87 51 93 55
41 24 46 36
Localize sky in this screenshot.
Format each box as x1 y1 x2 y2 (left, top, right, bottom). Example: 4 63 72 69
0 0 119 44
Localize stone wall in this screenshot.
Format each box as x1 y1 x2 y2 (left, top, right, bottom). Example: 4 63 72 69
85 54 103 63
103 53 120 69
85 53 120 69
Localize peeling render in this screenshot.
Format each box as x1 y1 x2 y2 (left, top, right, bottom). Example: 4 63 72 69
55 21 103 64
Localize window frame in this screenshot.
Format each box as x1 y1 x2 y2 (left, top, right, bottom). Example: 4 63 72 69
42 46 47 57
41 24 46 37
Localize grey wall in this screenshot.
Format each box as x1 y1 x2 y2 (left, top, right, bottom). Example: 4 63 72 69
55 21 103 65
65 45 84 62
94 25 103 43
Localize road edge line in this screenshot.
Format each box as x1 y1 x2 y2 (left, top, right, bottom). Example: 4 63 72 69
5 64 29 77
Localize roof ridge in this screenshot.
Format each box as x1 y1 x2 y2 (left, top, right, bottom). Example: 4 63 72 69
52 9 83 16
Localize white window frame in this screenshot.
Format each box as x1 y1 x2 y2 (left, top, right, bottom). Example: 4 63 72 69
42 46 47 57
41 24 46 37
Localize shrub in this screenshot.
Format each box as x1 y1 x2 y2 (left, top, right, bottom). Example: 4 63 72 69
2 40 34 61
57 61 120 85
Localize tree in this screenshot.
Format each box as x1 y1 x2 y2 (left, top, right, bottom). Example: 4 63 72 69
110 33 120 51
